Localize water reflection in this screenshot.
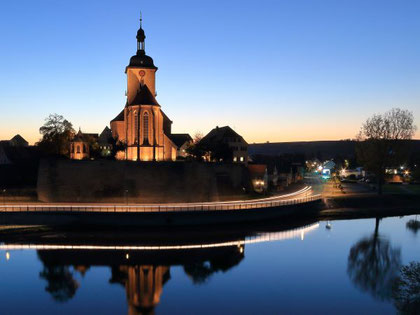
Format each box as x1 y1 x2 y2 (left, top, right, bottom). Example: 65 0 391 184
406 215 420 235
347 217 401 301
39 264 80 302
3 216 420 314
23 221 317 314
37 245 245 314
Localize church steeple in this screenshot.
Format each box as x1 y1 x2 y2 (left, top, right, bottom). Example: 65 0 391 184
136 12 146 54
127 13 157 69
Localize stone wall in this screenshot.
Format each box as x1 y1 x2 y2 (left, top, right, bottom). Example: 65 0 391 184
37 159 251 203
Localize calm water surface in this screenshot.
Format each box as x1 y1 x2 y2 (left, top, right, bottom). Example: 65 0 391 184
1 215 419 315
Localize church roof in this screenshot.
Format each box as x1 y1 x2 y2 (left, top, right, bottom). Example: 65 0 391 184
111 110 124 122
128 84 160 106
72 130 98 142
169 134 192 148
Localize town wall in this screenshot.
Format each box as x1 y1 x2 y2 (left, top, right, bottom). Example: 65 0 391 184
37 159 251 203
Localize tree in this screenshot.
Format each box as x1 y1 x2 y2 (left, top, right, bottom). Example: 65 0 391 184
37 114 75 156
356 108 417 194
392 261 420 314
347 217 401 300
185 132 206 161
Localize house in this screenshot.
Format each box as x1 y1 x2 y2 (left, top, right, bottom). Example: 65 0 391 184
248 164 268 193
9 135 29 147
169 134 193 159
321 160 336 176
98 126 114 157
200 126 248 164
0 135 31 165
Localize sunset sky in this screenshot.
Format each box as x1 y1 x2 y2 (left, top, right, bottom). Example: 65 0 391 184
0 0 419 144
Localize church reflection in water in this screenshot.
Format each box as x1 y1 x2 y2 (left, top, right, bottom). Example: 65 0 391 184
111 265 170 314
36 244 245 315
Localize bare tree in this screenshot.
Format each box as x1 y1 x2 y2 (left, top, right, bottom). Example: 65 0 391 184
356 108 417 194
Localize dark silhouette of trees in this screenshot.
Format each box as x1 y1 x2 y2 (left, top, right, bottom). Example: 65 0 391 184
36 114 75 156
185 132 206 161
392 261 420 314
39 264 79 302
356 108 417 194
347 217 401 300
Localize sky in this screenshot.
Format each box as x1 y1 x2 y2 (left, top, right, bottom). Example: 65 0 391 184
0 0 419 145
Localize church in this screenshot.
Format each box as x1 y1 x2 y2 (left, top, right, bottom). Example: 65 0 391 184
110 17 185 161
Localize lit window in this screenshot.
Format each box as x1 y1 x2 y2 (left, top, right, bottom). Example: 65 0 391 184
143 111 149 143
233 157 237 162
134 111 139 143
240 157 244 162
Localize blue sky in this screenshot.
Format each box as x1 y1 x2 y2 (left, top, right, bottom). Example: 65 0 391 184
0 0 419 144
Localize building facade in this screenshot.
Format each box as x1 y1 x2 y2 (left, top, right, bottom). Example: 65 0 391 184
70 130 90 160
110 18 179 161
200 126 248 164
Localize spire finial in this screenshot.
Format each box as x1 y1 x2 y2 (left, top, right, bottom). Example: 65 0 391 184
140 11 142 28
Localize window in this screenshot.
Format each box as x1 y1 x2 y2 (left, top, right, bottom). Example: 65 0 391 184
83 144 87 153
240 157 244 162
134 111 139 143
143 111 149 143
77 145 80 154
233 157 237 162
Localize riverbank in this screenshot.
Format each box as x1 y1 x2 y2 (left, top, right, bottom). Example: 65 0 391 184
319 194 420 220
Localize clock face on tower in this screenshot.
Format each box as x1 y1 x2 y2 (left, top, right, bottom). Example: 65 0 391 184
139 70 146 77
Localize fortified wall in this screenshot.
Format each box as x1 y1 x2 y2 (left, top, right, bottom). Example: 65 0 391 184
37 159 251 203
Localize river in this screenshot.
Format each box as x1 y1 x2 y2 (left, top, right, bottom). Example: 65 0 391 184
0 214 419 314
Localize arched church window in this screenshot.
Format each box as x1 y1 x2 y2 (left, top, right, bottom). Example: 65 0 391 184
77 145 80 154
83 144 86 153
134 111 139 144
143 111 149 143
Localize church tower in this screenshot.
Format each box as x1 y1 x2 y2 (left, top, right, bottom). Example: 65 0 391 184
126 13 157 103
110 14 178 162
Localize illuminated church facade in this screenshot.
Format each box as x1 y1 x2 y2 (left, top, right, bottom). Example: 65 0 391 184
110 18 181 161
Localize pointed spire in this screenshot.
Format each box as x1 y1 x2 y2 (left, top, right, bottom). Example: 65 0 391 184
140 11 143 28
136 12 146 53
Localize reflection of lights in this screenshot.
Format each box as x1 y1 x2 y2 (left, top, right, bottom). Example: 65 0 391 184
5 252 10 261
125 253 130 260
300 231 304 241
318 166 323 171
0 224 320 251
